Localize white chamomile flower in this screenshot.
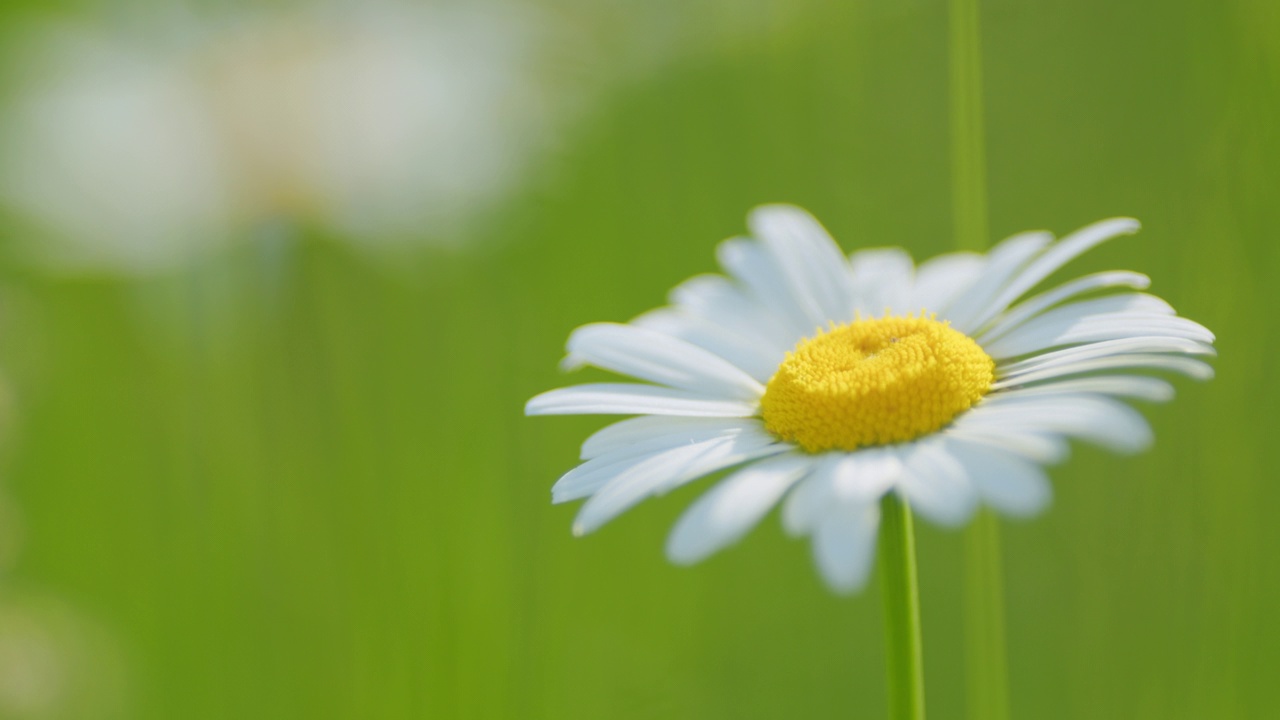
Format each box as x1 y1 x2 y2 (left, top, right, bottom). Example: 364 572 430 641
526 205 1215 592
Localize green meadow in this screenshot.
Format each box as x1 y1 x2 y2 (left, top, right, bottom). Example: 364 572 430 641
0 0 1275 718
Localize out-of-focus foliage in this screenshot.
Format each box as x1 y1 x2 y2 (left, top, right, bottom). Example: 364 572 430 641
0 0 1274 718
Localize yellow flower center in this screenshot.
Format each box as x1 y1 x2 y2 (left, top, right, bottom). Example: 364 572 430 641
760 315 994 452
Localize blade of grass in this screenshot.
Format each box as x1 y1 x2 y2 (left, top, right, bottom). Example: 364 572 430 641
949 0 1011 718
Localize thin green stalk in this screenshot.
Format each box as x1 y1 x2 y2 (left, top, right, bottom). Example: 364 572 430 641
950 0 988 252
878 493 925 720
949 0 1011 717
964 513 1010 720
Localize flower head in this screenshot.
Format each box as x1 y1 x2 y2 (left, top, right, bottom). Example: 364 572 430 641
526 205 1215 592
0 2 553 272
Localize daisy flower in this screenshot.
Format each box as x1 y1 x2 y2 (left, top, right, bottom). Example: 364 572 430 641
0 2 553 273
526 205 1215 592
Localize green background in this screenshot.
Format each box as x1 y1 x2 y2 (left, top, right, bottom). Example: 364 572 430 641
0 0 1275 718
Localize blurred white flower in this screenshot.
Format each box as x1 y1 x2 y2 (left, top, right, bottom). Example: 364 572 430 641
0 29 231 272
0 590 127 720
203 3 553 243
0 2 554 273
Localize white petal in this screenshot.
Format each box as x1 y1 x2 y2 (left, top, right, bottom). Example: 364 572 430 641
985 375 1175 403
943 426 1070 464
748 204 855 329
966 217 1141 331
716 237 814 338
977 270 1151 343
849 247 915 316
946 440 1053 517
665 453 814 565
633 308 782 383
557 422 772 502
816 449 903 503
996 336 1216 377
812 501 881 593
781 466 826 536
829 449 904 502
986 292 1178 343
942 231 1053 332
896 439 979 526
525 383 759 417
1055 293 1176 315
668 274 795 352
962 395 1153 454
564 323 764 399
993 354 1215 388
779 449 901 535
907 251 986 315
580 416 762 460
572 432 789 535
985 312 1214 360
554 450 660 503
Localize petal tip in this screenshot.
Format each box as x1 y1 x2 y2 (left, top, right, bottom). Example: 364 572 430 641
748 202 807 221
558 354 587 372
818 571 870 596
523 392 552 416
1112 428 1155 455
1099 216 1142 234
664 541 704 567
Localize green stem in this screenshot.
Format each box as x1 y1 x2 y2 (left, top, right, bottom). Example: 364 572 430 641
949 0 1012 717
878 493 925 720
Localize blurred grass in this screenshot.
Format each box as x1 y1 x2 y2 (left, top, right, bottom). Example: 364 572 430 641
0 0 1276 718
